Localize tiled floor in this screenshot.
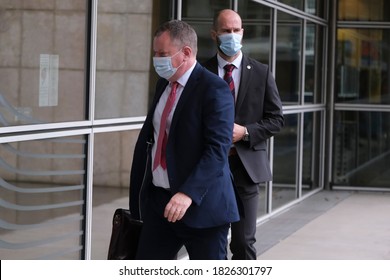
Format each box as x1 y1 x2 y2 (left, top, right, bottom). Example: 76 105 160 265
256 190 390 259
92 189 390 260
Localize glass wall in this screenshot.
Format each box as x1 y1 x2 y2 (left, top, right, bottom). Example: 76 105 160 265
94 0 154 119
334 0 390 189
0 0 328 260
0 1 88 126
91 130 138 259
0 0 89 260
276 12 302 104
338 0 390 21
0 134 87 259
333 111 390 187
90 0 164 259
6 0 387 260
278 0 325 17
336 29 390 104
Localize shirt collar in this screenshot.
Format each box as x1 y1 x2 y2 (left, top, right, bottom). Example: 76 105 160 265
217 52 243 69
176 61 197 87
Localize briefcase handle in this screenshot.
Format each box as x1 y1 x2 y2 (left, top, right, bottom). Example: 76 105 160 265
137 139 153 220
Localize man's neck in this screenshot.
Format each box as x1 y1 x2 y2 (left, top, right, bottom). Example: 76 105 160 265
218 51 241 63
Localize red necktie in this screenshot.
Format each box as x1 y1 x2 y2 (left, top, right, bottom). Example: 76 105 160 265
153 82 178 171
223 64 235 100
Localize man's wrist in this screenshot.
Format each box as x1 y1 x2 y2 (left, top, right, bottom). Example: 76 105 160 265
242 127 250 141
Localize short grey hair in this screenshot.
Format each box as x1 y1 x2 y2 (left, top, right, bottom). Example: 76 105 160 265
154 20 198 55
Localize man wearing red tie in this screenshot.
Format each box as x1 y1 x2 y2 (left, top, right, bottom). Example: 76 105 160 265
203 9 284 259
129 20 239 260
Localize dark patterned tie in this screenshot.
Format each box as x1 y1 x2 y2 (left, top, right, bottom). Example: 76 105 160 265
223 64 236 101
153 82 178 170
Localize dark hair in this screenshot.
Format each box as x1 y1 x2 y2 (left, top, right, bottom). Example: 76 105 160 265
154 20 197 54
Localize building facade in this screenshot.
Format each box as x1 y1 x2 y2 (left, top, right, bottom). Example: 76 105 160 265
0 0 389 259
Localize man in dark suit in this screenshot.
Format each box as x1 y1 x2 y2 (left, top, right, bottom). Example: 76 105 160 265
129 20 239 260
203 9 284 260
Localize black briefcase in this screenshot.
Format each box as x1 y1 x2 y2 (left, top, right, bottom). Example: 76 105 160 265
107 208 143 260
108 140 152 260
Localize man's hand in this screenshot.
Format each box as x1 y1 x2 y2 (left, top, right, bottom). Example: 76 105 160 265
164 192 192 222
232 123 246 143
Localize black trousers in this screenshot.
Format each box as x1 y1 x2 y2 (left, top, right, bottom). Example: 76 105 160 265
229 155 260 260
136 186 230 260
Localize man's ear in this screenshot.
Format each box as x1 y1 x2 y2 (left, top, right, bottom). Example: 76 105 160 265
182 45 192 58
210 29 217 41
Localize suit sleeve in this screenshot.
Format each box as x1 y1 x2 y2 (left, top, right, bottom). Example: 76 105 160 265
247 66 284 146
178 75 234 205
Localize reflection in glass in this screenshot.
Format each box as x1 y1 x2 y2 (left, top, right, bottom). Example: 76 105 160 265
238 0 271 21
276 0 325 17
278 0 303 10
305 24 316 103
276 13 302 104
305 24 324 104
333 111 390 187
336 29 390 104
242 24 271 65
0 1 87 126
257 184 267 217
239 0 271 64
192 22 217 63
95 0 154 119
338 0 390 21
273 114 298 210
302 112 322 194
306 0 323 16
91 130 139 259
0 136 87 259
182 0 230 18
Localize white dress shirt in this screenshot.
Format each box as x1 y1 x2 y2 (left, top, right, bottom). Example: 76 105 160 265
152 61 197 189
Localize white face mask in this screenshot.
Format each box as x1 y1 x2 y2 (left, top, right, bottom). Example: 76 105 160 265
218 33 242 57
153 50 183 80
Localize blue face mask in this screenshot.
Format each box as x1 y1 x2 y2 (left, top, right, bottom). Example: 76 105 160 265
218 33 242 57
153 50 183 80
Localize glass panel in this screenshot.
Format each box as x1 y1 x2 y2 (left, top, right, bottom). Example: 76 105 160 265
305 24 324 104
191 22 217 63
242 23 271 65
302 111 322 194
239 2 271 65
276 13 302 104
257 184 267 217
333 111 390 188
238 0 271 21
273 114 298 210
95 0 155 119
336 29 390 104
278 0 303 10
338 0 390 21
0 1 87 126
306 0 324 17
0 135 87 259
182 0 230 18
91 130 139 259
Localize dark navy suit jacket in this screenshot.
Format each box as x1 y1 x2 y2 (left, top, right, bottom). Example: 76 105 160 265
130 62 240 228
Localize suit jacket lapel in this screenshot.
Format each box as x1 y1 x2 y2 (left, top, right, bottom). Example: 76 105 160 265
146 79 168 136
236 55 251 114
170 62 202 132
208 56 219 75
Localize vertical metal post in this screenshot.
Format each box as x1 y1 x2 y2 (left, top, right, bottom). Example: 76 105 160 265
324 0 337 190
84 0 98 260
